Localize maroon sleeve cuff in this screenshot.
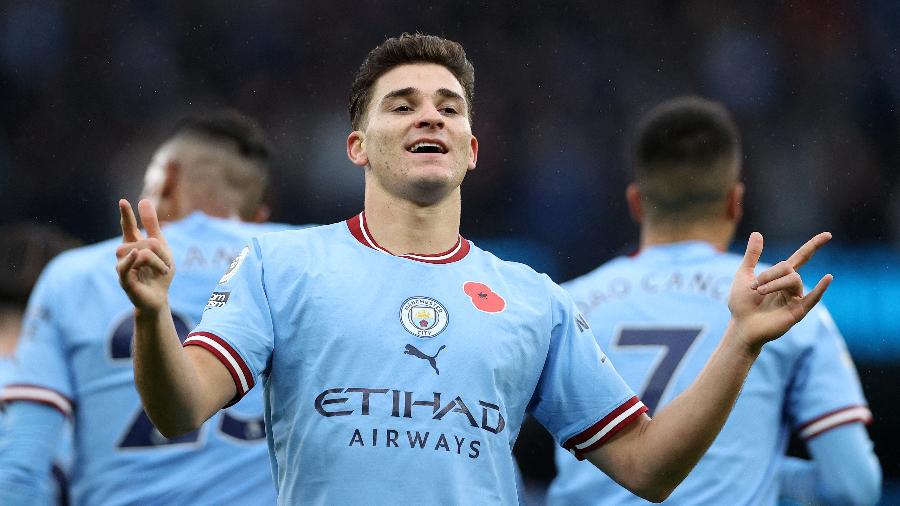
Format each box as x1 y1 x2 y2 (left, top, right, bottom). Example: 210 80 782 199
563 396 648 460
798 405 872 440
1 384 74 417
183 331 255 408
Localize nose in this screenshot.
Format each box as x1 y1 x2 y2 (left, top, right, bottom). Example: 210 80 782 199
414 103 444 129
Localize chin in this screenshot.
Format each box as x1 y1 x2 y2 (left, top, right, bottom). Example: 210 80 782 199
404 175 461 204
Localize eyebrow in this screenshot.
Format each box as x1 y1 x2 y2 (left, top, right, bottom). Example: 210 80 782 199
380 87 465 105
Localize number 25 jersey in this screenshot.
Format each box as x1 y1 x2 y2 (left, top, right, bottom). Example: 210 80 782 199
3 212 286 506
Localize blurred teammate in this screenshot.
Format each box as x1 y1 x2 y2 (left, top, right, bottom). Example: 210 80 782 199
120 34 833 504
0 112 288 505
0 223 82 355
547 97 880 505
0 223 80 505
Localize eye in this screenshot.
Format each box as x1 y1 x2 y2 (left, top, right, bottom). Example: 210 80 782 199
392 105 412 113
440 107 459 115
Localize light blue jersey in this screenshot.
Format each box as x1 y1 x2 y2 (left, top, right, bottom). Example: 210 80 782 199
188 212 646 505
0 358 70 505
1 212 288 506
548 241 872 506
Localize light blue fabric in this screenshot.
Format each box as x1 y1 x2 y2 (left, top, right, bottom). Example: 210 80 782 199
1 212 293 505
0 400 65 506
779 423 881 505
191 216 639 505
548 241 873 506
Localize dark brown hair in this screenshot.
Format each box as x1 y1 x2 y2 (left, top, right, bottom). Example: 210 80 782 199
349 33 475 130
170 110 273 164
633 96 741 221
0 223 81 306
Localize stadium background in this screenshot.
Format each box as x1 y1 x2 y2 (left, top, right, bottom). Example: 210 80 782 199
1 1 898 503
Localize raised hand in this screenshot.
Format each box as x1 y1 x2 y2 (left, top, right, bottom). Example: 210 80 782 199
116 199 175 312
727 232 833 352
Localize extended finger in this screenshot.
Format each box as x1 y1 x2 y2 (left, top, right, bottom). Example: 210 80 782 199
138 199 166 242
786 232 832 270
119 199 143 243
751 261 793 290
755 271 803 296
740 232 764 274
800 274 834 314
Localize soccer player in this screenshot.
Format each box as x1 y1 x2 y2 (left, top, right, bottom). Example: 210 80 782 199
0 223 81 505
547 97 881 505
0 112 288 505
119 34 834 504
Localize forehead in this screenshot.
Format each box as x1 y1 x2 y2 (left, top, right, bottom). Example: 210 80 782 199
371 63 465 102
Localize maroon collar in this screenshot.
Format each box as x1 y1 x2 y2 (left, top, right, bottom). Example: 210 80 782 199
345 212 470 264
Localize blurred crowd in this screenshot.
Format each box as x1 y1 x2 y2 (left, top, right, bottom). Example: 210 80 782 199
1 1 899 281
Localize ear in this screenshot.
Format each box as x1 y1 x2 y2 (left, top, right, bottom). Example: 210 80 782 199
156 160 181 220
161 160 179 199
347 131 369 167
626 183 643 224
727 182 744 222
251 203 271 224
467 134 479 171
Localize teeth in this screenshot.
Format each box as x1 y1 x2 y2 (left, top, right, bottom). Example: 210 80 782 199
409 142 445 153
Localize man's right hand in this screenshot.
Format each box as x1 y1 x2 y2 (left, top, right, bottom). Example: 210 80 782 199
116 199 174 312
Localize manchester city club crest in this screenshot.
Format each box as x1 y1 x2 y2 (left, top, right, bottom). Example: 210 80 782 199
399 296 449 338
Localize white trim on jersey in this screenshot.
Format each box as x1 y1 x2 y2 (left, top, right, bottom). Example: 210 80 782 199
563 396 648 460
184 334 251 395
1 385 73 417
403 238 464 261
573 400 647 451
357 213 392 255
799 405 872 440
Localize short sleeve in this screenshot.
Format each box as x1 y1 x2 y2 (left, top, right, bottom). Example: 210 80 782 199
529 281 646 460
186 238 274 407
0 261 75 417
787 306 872 440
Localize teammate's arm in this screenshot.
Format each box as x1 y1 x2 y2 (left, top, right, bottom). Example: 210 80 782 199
0 402 65 506
117 199 235 436
779 423 881 506
583 232 833 502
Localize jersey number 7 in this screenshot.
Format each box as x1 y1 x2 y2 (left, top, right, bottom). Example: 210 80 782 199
612 327 704 414
109 313 266 448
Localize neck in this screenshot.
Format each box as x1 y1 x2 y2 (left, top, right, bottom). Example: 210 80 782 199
0 306 23 356
640 220 734 251
158 195 240 222
362 183 462 256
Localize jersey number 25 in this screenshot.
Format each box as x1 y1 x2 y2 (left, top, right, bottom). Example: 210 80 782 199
109 313 266 449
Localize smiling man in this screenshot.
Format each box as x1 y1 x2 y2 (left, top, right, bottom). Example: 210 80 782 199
118 34 835 504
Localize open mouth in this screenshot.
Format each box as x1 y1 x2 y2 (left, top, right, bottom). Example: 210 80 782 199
406 141 448 154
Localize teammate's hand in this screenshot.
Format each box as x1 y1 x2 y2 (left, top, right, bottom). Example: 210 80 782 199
727 232 833 352
116 199 175 312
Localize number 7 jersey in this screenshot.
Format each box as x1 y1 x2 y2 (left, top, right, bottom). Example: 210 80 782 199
548 241 872 506
2 212 290 505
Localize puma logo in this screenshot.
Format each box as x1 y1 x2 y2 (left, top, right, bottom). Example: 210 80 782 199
403 344 446 375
